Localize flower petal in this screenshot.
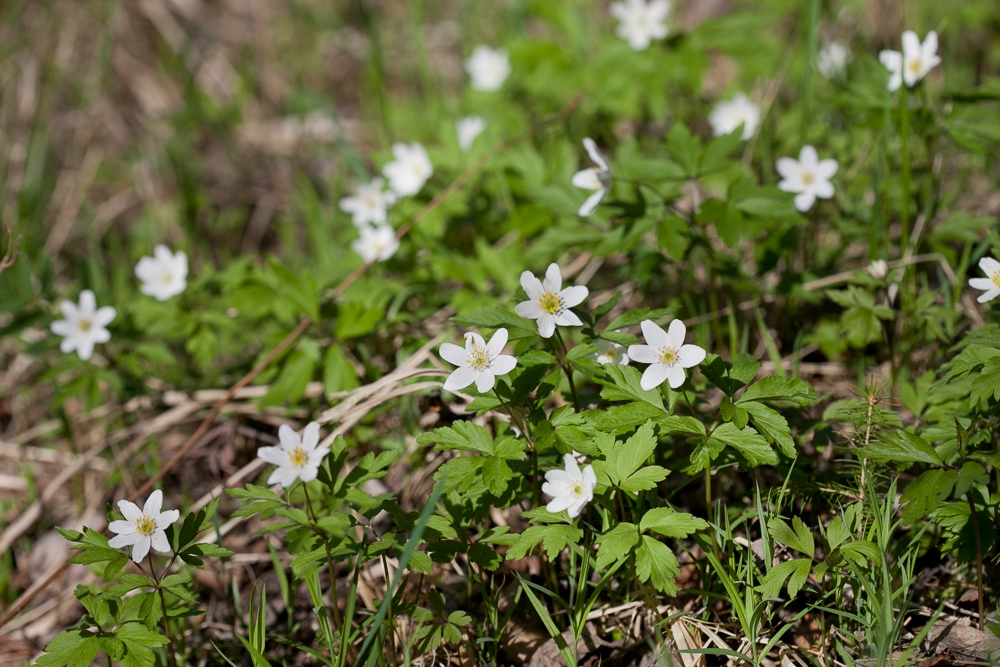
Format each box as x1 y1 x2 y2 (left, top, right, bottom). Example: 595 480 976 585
543 263 562 293
132 535 151 563
798 145 818 168
794 190 816 212
536 314 556 338
666 319 686 348
108 520 135 535
444 366 477 392
301 422 321 452
901 31 921 59
977 288 1000 303
571 168 601 191
559 285 589 309
640 319 670 348
109 533 139 549
812 180 835 199
118 500 143 522
640 364 670 391
258 446 289 466
546 495 575 514
143 490 163 517
666 364 687 389
299 464 319 483
79 290 96 315
979 257 1000 276
490 354 517 377
545 469 573 485
474 370 496 393
815 158 839 180
969 278 995 291
582 137 609 172
775 157 800 180
627 344 659 364
157 509 180 529
879 50 902 72
678 344 706 368
150 530 171 553
486 328 509 357
554 310 583 327
439 342 468 367
578 188 606 216
278 424 299 451
515 300 546 319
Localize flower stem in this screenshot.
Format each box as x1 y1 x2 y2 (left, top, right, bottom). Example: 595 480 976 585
899 85 912 261
554 330 580 409
301 482 344 649
145 559 179 667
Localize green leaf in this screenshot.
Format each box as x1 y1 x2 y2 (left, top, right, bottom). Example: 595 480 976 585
839 541 881 566
596 366 664 410
635 535 680 594
737 376 816 406
619 465 669 492
452 307 535 331
506 525 583 561
640 508 709 538
335 301 384 339
757 559 812 599
768 517 814 558
707 422 778 466
433 456 483 493
825 515 851 552
955 461 989 497
855 429 943 466
596 522 640 568
482 456 512 496
719 395 749 429
417 421 494 455
740 401 795 458
900 469 957 524
35 628 102 667
614 421 659 485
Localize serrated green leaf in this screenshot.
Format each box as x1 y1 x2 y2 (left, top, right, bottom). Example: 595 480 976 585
482 456 511 496
417 421 494 455
856 429 943 466
757 558 812 599
640 508 710 538
768 517 814 558
740 401 795 457
635 535 680 595
506 525 583 560
901 469 957 524
737 376 816 406
707 422 778 466
35 628 102 667
596 366 664 410
596 522 640 568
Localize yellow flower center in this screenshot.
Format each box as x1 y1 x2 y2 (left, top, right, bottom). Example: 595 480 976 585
289 446 308 467
992 270 1000 288
801 171 814 185
572 482 584 496
659 346 678 367
538 291 563 315
907 58 922 73
161 272 173 284
468 346 490 372
78 319 92 332
135 516 157 536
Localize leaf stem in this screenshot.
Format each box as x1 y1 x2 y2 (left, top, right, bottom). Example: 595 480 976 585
554 329 580 410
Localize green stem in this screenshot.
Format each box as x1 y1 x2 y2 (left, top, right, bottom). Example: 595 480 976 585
899 85 912 259
301 482 344 657
146 557 179 667
554 329 580 409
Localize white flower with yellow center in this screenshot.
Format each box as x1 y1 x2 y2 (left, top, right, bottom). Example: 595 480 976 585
879 30 940 92
257 422 329 487
108 490 180 563
610 0 670 51
628 319 706 390
592 340 630 366
456 116 487 152
970 256 1000 303
571 138 612 217
339 178 397 228
515 263 589 339
542 453 597 518
382 142 434 197
776 145 838 212
50 289 116 361
817 41 851 79
708 93 761 140
465 46 510 92
439 328 517 393
351 223 399 263
135 245 188 302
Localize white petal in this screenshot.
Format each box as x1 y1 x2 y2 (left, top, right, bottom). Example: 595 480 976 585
59 299 78 320
439 343 468 366
563 454 582 479
545 469 573 485
969 278 995 291
546 495 575 513
794 191 816 212
75 338 96 362
474 370 496 393
879 50 902 72
157 509 180 529
922 31 938 60
543 263 562 293
109 533 139 549
554 310 583 327
299 464 319 483
775 157 800 180
108 520 135 535
131 536 151 563
258 445 289 466
78 290 96 315
640 364 670 390
583 465 597 489
308 447 330 467
677 344 706 368
50 320 74 336
627 344 659 364
582 137 609 172
515 300 546 319
150 530 171 553
465 332 486 351
444 366 477 392
666 364 687 389
143 490 163 517
640 319 671 348
118 500 143 522
269 465 300 488
979 257 1000 276
977 288 1000 303
572 168 602 191
489 354 517 376
520 271 544 300
798 145 818 168
278 424 299 450
301 422 321 452
486 328 509 357
578 188 606 217
536 314 556 338
566 497 587 518
812 180 835 200
666 319 686 348
901 31 921 59
815 158 839 180
559 285 588 309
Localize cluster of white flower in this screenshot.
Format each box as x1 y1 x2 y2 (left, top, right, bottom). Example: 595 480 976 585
970 256 1000 304
610 0 670 51
879 30 940 92
776 145 838 212
108 490 180 564
708 93 761 140
817 41 851 79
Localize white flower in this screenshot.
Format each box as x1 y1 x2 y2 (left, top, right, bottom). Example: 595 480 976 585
970 256 1000 303
257 422 330 487
708 93 761 140
108 490 180 563
351 223 399 263
456 116 487 152
542 453 596 518
134 245 187 302
50 290 116 362
867 259 889 280
610 0 670 51
465 46 510 92
439 328 517 393
817 41 851 79
515 263 589 338
339 178 397 228
879 30 940 92
571 138 612 217
593 340 630 366
776 145 838 212
628 319 706 390
382 142 433 197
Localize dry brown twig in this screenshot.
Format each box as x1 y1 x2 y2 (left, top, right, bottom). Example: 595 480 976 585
0 95 584 631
